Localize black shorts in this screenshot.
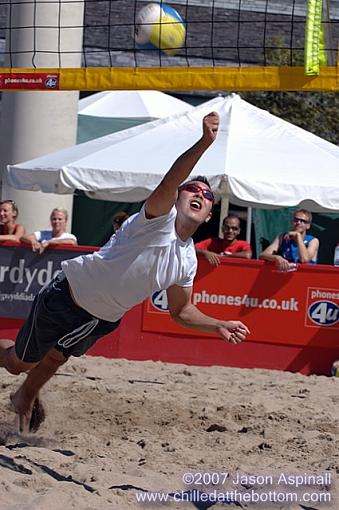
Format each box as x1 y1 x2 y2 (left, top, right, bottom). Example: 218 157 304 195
15 271 120 363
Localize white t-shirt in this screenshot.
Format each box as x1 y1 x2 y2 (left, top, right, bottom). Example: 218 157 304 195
62 206 197 322
35 230 77 243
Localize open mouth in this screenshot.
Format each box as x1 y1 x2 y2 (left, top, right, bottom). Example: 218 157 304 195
190 200 202 210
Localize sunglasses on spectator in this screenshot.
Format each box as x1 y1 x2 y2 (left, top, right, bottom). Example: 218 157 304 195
293 217 310 224
223 225 239 231
179 183 214 202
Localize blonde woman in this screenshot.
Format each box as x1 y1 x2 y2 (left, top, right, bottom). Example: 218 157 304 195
0 200 25 242
21 208 77 253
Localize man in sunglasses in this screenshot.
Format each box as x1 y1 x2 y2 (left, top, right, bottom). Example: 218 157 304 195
259 209 319 271
0 112 250 433
195 214 252 265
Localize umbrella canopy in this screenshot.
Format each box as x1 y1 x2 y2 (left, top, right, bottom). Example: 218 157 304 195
78 90 193 118
7 94 339 211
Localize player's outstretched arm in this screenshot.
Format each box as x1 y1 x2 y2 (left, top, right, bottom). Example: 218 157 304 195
166 285 250 345
145 112 219 219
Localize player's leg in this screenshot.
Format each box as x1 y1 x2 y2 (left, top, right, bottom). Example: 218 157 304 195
11 348 67 433
13 313 121 433
4 271 121 432
0 339 37 375
2 272 75 431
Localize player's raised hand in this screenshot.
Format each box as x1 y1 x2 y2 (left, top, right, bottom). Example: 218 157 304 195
202 112 220 144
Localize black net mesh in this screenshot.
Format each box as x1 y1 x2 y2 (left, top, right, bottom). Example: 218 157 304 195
0 0 337 70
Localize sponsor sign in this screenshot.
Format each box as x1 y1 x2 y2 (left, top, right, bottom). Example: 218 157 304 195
0 73 60 90
142 259 339 348
0 244 90 319
305 287 339 329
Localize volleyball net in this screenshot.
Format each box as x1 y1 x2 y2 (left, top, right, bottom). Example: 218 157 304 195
0 0 337 91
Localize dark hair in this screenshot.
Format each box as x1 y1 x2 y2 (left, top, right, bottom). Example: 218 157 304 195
223 214 240 226
112 211 129 226
188 175 211 189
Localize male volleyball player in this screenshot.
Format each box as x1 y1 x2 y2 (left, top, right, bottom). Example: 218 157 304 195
0 112 250 433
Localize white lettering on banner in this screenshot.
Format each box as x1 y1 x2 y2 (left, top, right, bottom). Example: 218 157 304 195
151 290 169 311
150 290 299 313
306 287 339 329
308 301 338 326
0 265 9 281
0 292 35 302
192 291 299 312
311 289 339 300
0 259 58 292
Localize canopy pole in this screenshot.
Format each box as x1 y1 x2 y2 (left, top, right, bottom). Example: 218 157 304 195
246 207 252 243
219 197 229 238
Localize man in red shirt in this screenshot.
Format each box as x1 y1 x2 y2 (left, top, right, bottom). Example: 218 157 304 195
195 214 252 265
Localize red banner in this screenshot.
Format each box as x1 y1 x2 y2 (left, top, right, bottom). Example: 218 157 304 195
142 258 339 348
0 73 60 90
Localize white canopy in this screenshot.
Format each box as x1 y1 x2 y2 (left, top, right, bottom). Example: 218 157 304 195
78 90 193 118
7 94 339 211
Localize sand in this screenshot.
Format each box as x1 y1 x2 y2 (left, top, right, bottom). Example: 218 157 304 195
0 356 338 509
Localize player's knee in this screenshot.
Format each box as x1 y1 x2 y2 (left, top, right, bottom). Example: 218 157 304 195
3 347 35 375
6 359 29 375
44 348 67 368
6 364 24 375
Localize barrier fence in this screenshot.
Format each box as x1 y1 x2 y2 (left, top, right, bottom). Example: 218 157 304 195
0 242 338 375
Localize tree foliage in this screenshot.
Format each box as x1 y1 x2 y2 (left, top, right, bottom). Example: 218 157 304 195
241 37 338 145
241 91 338 145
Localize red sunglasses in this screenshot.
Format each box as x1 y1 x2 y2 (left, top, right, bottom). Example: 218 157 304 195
179 183 214 202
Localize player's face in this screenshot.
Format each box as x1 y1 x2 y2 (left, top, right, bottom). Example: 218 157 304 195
176 181 213 225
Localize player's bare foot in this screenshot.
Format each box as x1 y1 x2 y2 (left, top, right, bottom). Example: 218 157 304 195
10 389 46 433
10 390 32 433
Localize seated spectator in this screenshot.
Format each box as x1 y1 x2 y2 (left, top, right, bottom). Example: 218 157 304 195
259 208 319 271
195 214 252 266
0 199 25 242
21 207 77 253
112 211 129 234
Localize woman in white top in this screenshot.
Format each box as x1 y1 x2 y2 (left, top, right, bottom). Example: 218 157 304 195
21 208 77 253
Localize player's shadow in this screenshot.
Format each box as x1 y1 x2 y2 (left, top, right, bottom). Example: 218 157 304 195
285 328 338 375
237 264 296 318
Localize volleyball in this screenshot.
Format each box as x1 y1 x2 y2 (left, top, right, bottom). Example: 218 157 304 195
134 3 186 56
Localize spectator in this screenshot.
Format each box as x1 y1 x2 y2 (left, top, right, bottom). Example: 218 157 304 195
112 211 129 234
21 207 77 254
195 214 252 265
0 199 25 242
259 208 319 271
